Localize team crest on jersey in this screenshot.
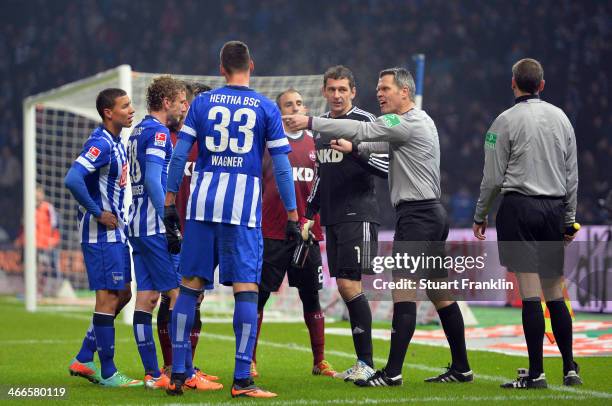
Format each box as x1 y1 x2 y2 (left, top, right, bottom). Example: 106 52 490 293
85 146 101 161
154 132 166 146
309 150 317 162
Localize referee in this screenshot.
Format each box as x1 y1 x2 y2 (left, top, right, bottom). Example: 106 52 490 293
473 58 581 389
284 67 472 387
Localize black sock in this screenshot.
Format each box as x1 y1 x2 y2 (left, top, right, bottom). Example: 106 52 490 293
547 298 575 374
298 289 321 313
437 302 470 372
522 298 545 378
158 294 170 321
384 301 416 377
193 300 202 332
171 372 185 383
234 377 251 387
258 290 271 312
345 293 373 367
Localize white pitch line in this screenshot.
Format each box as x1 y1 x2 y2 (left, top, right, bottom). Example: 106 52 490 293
159 394 593 406
5 310 610 399
0 338 133 345
202 332 612 399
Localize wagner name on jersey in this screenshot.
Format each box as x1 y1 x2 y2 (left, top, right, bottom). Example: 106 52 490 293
127 115 173 237
72 126 128 243
178 85 290 227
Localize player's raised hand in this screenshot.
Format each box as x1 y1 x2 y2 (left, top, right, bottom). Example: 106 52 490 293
282 114 310 132
163 204 182 254
96 211 118 229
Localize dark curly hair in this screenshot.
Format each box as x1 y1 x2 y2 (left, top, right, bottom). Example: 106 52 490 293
146 76 185 112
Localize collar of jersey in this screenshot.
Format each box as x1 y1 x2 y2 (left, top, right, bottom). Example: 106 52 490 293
285 130 303 140
145 115 160 123
100 125 121 142
514 94 540 104
224 85 253 91
326 106 356 119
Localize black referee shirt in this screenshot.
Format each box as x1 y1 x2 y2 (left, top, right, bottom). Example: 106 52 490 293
306 106 383 226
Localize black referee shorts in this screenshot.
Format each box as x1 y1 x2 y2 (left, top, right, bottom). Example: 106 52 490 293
326 221 379 281
392 199 449 279
496 192 565 277
261 238 323 292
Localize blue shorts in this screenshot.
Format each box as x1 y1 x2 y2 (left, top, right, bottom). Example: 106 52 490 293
129 234 181 292
82 242 132 291
181 220 263 286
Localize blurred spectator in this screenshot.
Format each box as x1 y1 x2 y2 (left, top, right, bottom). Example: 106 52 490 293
450 187 476 228
15 185 61 295
0 0 609 228
0 146 21 191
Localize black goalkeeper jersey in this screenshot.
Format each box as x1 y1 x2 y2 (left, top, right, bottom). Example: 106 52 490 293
306 106 388 226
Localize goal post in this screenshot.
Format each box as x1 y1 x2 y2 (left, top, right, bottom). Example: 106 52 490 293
23 65 133 312
413 53 425 109
23 66 327 316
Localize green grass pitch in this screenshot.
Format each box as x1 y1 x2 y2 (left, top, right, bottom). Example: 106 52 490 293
0 296 610 405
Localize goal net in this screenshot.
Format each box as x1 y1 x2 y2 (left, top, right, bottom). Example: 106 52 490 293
23 62 464 326
23 65 327 319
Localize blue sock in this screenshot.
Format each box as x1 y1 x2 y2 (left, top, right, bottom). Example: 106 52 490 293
76 321 96 363
233 291 258 380
185 340 195 378
133 310 160 378
93 312 117 379
171 286 200 375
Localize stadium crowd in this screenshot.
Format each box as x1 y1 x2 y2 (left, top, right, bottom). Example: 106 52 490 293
0 0 610 238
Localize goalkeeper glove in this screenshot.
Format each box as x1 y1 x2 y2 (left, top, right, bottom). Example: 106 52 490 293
163 204 182 254
301 219 315 241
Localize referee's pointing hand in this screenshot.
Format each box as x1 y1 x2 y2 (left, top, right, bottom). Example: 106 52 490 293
283 115 309 132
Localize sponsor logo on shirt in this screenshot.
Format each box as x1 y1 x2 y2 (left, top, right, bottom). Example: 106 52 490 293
85 146 101 161
292 167 315 182
132 184 144 195
154 132 167 147
317 149 344 163
119 163 128 188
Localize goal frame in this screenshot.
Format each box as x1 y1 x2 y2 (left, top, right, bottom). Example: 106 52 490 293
22 65 132 311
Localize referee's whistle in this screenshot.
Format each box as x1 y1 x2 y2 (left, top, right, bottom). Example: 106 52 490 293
565 222 581 236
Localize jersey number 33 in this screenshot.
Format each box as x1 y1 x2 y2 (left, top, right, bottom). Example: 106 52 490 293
206 106 256 154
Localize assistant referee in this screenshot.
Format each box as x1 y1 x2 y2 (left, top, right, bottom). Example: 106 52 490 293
473 58 581 389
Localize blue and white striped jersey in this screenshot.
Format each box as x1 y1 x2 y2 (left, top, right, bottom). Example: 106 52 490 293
127 115 172 237
71 126 128 243
177 85 291 227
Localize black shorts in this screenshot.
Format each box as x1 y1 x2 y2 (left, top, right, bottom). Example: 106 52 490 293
496 192 565 277
261 238 323 292
392 200 449 279
326 221 379 281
